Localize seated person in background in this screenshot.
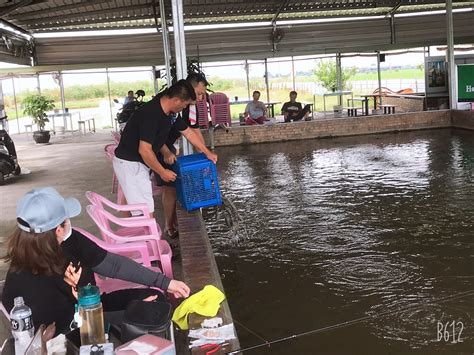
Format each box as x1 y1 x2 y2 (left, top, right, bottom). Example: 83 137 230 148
2 187 190 342
244 91 267 125
124 90 134 105
281 91 312 122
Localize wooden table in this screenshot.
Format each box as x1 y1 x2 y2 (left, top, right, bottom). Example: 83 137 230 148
264 101 281 118
359 94 382 115
47 112 82 133
347 97 369 116
229 100 251 106
321 91 353 114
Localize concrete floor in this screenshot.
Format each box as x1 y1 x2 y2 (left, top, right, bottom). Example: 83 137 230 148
0 130 171 343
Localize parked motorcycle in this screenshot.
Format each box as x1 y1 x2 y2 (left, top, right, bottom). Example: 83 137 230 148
113 90 146 131
0 128 21 185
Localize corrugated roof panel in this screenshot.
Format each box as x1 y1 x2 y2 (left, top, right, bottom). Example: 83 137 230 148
0 1 470 32
32 11 474 66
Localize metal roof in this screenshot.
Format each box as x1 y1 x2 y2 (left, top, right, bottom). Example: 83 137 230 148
0 1 473 69
0 0 473 33
27 11 472 68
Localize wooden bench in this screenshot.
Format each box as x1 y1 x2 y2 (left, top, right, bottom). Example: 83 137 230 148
379 104 396 114
347 97 369 115
78 118 96 134
24 124 33 135
344 107 364 117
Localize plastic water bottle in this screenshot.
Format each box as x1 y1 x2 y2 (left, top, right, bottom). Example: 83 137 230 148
10 296 34 355
78 285 105 346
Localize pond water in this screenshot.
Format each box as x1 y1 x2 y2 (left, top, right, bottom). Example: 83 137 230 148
203 129 473 354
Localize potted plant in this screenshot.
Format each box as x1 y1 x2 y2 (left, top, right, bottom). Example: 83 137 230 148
23 94 55 144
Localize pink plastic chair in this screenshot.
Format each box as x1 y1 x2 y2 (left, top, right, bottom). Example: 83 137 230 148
111 130 121 144
86 190 154 239
86 205 173 279
85 195 162 241
210 92 231 127
104 143 120 196
74 227 165 294
196 99 210 128
86 190 151 218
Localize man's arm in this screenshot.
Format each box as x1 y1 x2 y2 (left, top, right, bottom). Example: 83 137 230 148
181 127 217 163
243 104 250 118
139 140 176 182
159 144 177 165
281 103 288 120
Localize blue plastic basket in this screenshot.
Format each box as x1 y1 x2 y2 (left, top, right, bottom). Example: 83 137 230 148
173 153 221 211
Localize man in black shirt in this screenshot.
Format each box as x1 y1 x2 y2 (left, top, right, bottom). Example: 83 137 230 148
157 73 209 237
281 91 311 122
114 80 217 218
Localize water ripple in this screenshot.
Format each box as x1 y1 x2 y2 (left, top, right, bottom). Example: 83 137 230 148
205 130 474 353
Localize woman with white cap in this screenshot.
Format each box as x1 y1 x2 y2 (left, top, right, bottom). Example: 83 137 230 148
2 187 190 338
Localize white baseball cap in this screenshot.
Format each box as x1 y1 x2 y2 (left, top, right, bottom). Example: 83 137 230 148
16 187 81 233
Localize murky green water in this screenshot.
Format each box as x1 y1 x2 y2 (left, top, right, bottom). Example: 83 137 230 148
204 129 473 354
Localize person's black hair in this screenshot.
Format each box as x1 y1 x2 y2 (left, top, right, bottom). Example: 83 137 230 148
253 90 261 96
290 90 297 96
166 80 197 101
186 73 209 87
127 90 134 95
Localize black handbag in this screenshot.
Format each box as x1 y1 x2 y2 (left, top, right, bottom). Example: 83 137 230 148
120 300 172 343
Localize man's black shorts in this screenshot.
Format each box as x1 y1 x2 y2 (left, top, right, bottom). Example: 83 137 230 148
156 144 177 187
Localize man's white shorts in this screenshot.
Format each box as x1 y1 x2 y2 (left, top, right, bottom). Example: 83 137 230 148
113 157 154 214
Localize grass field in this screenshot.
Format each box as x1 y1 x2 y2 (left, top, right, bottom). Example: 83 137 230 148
352 68 424 81
3 68 425 122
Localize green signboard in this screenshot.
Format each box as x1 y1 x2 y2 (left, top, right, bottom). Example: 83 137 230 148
457 64 474 102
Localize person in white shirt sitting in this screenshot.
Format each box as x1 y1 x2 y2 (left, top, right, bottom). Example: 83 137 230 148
244 91 268 125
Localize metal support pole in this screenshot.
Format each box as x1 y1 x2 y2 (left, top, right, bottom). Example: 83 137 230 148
446 0 456 109
59 72 66 113
57 71 67 131
377 51 383 107
264 58 270 103
291 56 296 90
171 0 192 154
171 0 187 80
12 77 19 133
0 80 6 131
390 14 396 44
106 68 114 128
152 66 160 94
159 0 172 87
36 73 41 95
336 53 342 106
245 60 250 99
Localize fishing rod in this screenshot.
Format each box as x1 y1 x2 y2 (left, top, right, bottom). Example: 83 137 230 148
227 289 474 354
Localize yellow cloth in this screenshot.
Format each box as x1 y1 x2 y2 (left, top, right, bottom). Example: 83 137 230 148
172 285 225 330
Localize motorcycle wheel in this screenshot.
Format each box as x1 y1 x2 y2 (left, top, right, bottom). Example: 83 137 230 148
13 165 21 176
0 172 4 185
